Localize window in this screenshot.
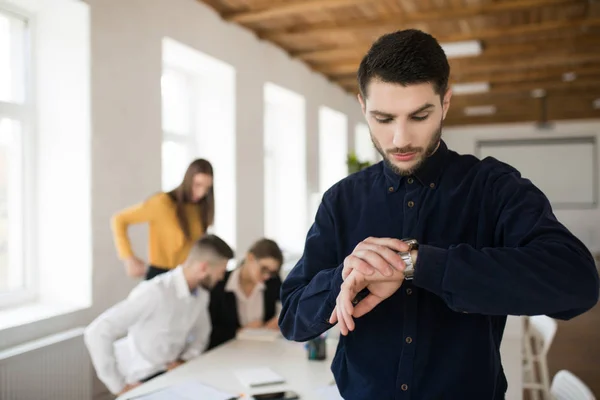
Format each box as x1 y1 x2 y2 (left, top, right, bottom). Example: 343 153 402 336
162 38 236 249
355 122 379 164
160 67 196 191
264 83 307 256
319 106 348 193
0 8 33 308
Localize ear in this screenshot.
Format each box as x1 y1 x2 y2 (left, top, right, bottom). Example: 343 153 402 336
245 253 256 264
197 261 209 275
357 93 367 115
441 88 452 121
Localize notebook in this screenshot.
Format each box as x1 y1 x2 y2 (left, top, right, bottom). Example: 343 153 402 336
234 367 286 388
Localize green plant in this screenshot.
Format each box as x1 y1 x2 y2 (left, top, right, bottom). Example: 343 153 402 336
347 152 372 174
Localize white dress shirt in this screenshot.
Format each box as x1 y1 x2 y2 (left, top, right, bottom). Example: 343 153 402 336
84 267 210 394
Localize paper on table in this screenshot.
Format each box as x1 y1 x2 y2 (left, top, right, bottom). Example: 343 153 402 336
315 384 343 400
236 328 281 342
234 367 285 388
129 380 237 400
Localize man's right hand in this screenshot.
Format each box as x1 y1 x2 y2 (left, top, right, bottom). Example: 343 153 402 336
342 237 409 280
124 256 146 278
118 382 141 396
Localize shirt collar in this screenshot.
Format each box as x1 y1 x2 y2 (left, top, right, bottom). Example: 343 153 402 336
383 139 449 191
172 266 200 299
225 268 266 294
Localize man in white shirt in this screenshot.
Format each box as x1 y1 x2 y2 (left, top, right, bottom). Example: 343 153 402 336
84 234 234 396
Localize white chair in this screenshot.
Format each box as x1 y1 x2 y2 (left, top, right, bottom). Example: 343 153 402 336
523 315 558 400
551 370 596 400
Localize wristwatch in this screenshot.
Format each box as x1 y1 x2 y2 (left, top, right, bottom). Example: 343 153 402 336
399 238 419 280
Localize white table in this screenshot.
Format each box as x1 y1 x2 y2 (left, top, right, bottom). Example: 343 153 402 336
118 338 337 400
118 317 523 400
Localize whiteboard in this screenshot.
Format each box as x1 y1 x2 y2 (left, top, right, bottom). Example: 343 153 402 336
477 138 598 208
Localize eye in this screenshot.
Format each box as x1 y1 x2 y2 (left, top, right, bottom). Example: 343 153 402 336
375 117 393 124
411 114 429 122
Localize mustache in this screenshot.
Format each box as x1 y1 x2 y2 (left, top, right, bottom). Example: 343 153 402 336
386 146 423 155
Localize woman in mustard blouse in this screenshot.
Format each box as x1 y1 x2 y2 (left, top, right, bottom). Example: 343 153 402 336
111 159 214 280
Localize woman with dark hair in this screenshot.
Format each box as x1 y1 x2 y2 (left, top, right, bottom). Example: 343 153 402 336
207 238 284 350
111 159 215 280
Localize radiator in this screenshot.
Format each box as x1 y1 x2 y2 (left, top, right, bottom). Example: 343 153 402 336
0 327 92 400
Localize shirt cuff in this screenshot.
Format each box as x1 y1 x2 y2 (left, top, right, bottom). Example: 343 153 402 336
413 244 448 298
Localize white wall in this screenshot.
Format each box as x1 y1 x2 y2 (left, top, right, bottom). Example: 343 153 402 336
0 0 362 350
444 119 600 255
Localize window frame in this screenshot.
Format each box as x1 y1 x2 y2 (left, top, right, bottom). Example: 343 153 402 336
0 4 37 310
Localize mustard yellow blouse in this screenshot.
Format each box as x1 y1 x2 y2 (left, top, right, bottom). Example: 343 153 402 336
111 192 205 269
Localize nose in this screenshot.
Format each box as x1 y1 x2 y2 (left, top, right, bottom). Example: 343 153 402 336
392 120 409 148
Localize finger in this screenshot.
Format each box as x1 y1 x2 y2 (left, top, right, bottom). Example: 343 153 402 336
337 305 348 336
340 283 356 332
363 237 410 253
353 294 384 318
344 255 375 277
353 249 396 277
329 306 338 324
342 263 353 280
355 243 404 271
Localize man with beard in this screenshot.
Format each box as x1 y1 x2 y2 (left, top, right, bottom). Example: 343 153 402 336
85 234 234 396
279 29 599 399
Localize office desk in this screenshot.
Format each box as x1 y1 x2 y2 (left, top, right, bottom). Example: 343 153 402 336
118 338 337 400
118 316 523 400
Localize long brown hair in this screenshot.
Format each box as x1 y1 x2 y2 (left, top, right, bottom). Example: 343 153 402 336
167 159 214 239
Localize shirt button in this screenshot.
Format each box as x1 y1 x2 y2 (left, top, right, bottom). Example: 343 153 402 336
406 337 413 344
388 186 394 192
406 288 412 295
407 177 414 184
430 183 435 189
407 201 414 207
401 384 408 391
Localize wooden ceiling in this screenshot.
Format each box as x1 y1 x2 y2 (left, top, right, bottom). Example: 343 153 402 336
199 0 600 126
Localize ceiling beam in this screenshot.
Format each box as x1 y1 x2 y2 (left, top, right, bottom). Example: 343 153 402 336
340 79 600 101
262 0 576 39
223 0 371 24
263 0 578 40
335 65 600 87
449 88 600 106
295 33 600 63
445 111 600 126
321 49 600 76
284 16 600 57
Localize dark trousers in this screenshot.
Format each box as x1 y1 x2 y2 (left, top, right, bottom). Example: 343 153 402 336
145 265 170 280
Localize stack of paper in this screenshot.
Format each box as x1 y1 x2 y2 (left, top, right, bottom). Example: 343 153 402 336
130 381 237 400
236 328 282 342
234 367 286 388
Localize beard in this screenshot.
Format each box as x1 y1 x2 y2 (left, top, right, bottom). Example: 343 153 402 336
372 119 443 177
199 275 215 290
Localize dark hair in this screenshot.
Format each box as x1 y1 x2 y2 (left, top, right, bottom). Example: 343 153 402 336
167 159 215 239
248 238 284 268
188 234 235 263
357 29 450 99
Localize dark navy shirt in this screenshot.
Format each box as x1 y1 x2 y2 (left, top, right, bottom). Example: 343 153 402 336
279 140 599 400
